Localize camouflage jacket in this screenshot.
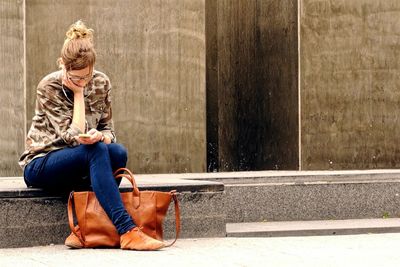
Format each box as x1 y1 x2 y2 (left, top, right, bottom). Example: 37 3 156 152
19 70 116 169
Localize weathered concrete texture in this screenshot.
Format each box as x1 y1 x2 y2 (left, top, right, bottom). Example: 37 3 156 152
301 0 400 169
25 1 91 128
0 1 25 176
206 0 298 171
225 181 400 223
254 0 299 170
26 0 206 174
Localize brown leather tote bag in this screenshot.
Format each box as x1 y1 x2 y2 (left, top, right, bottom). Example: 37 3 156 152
67 168 180 248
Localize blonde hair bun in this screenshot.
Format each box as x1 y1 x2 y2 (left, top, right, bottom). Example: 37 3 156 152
58 20 96 70
65 20 94 40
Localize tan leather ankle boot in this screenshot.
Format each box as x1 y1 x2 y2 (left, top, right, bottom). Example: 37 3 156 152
120 227 165 251
65 226 84 249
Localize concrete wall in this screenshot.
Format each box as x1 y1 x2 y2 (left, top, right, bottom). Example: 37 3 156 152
3 0 400 175
2 0 206 176
208 0 400 171
206 0 298 171
0 1 25 176
301 0 400 169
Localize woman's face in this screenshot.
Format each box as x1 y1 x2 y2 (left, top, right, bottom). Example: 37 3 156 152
64 65 93 87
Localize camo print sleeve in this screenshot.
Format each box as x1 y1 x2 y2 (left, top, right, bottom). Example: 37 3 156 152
97 86 116 143
86 72 116 143
36 83 82 146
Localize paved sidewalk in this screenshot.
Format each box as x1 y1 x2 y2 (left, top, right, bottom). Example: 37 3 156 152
1 234 400 267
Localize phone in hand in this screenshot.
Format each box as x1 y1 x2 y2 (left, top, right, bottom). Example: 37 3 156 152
78 133 92 139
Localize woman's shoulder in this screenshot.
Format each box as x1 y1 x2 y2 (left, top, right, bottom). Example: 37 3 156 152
93 70 110 83
37 70 62 92
91 70 111 90
39 70 62 83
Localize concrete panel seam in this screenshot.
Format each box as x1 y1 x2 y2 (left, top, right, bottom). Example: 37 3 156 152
298 0 302 170
22 0 27 139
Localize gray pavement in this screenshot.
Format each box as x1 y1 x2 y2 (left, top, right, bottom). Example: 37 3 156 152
1 234 400 267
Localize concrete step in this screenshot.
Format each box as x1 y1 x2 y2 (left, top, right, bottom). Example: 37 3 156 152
167 170 400 223
0 176 225 248
227 218 400 237
217 170 400 223
3 169 400 248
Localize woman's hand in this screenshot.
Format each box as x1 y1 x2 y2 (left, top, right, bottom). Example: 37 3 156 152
62 68 85 95
76 128 103 145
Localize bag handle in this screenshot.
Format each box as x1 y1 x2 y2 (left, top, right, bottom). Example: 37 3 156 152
113 168 136 181
67 191 86 246
164 190 181 247
114 168 140 197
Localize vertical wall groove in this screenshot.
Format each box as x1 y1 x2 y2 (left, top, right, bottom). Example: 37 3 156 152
298 0 302 170
23 0 27 139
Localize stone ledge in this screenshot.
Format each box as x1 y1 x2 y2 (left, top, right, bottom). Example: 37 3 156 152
227 218 400 237
3 169 400 197
179 169 400 184
224 180 400 222
0 175 224 198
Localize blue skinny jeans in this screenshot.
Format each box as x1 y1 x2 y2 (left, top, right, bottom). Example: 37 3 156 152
23 142 136 235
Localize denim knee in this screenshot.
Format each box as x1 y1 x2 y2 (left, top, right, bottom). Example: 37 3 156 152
86 141 108 156
108 143 128 166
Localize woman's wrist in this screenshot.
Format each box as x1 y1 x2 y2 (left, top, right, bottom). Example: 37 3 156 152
99 132 111 143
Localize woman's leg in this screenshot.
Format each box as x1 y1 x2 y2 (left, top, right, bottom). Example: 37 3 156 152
107 143 128 172
24 143 135 234
107 143 128 186
85 143 135 234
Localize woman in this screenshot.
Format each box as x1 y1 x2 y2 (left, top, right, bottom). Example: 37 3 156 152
19 20 164 251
